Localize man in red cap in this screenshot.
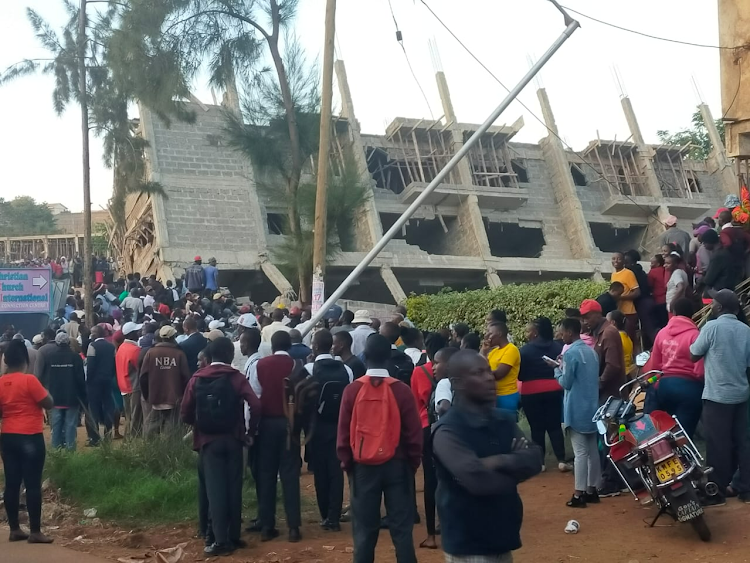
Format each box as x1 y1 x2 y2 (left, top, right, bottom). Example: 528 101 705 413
579 299 625 404
580 298 626 498
185 257 206 295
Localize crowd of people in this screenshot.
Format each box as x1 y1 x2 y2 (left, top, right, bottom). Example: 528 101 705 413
1 253 117 287
1 212 750 561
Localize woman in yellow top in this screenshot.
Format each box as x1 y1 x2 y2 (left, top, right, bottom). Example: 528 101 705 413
610 252 641 343
607 311 634 378
482 321 521 413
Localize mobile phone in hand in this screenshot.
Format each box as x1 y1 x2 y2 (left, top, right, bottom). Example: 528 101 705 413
542 355 560 367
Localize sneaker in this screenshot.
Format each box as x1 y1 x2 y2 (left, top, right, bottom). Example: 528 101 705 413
597 485 621 498
703 495 726 508
583 492 600 504
558 462 573 473
566 494 587 508
737 493 750 504
204 543 235 557
323 520 341 532
541 465 546 473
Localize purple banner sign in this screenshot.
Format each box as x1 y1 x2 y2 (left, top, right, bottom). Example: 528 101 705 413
0 268 52 314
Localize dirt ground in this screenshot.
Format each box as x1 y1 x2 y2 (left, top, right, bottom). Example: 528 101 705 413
29 468 750 563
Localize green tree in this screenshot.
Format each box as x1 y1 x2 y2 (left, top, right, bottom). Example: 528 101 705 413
0 2 185 267
657 109 726 161
0 197 59 237
109 0 327 302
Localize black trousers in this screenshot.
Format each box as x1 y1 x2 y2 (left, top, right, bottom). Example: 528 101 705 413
702 400 750 493
200 436 244 546
421 426 437 535
87 381 115 443
311 422 344 523
521 390 566 462
351 459 417 563
197 453 214 543
256 417 301 530
1 433 46 532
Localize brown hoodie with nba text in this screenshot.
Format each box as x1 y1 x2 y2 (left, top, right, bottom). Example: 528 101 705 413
139 341 192 408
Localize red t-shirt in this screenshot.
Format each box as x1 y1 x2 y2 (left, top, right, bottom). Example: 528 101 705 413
648 266 667 304
158 303 171 316
410 362 434 429
115 340 141 394
0 373 48 435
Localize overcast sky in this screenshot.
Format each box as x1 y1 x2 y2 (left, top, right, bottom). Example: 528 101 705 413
0 0 723 212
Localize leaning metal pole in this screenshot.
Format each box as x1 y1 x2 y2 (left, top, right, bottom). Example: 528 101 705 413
302 8 580 337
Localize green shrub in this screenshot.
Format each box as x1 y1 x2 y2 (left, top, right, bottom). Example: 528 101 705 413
406 279 608 343
46 429 256 524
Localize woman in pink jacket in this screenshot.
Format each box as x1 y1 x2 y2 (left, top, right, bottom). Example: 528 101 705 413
648 297 704 437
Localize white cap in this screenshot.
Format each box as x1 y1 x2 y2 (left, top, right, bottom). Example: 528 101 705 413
352 310 372 324
208 319 225 330
237 313 258 328
122 321 143 336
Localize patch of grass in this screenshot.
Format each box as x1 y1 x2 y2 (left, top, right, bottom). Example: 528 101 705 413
46 428 256 524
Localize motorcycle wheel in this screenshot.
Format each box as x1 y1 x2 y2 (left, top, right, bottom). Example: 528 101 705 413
690 515 711 542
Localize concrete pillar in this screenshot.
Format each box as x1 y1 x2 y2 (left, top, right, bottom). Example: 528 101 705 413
43 236 49 258
621 97 670 253
537 88 597 260
700 103 738 196
435 71 501 281
259 256 295 296
335 60 384 250
380 265 407 304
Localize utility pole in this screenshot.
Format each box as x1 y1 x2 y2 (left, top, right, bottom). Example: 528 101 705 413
311 0 337 314
78 0 93 327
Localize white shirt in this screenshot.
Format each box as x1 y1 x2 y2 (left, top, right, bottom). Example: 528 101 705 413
122 296 144 314
364 368 390 378
249 350 289 398
350 325 376 357
434 378 453 408
404 348 424 365
261 321 292 343
176 334 188 344
244 352 261 429
232 340 246 370
143 295 155 308
303 354 353 382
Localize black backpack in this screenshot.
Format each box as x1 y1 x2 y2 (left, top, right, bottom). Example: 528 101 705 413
422 366 439 426
194 375 240 434
312 359 350 423
387 350 415 385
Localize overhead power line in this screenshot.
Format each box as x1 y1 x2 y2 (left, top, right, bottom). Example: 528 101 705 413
561 5 737 50
387 0 434 118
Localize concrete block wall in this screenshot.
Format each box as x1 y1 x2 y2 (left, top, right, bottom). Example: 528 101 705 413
437 201 483 256
483 143 573 259
146 104 267 260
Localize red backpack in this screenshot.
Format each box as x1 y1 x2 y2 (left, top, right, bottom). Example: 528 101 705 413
350 375 402 465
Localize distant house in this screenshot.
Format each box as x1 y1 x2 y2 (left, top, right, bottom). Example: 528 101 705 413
47 203 69 215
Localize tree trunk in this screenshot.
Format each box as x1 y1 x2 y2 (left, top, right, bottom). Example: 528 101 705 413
79 0 94 327
267 33 309 303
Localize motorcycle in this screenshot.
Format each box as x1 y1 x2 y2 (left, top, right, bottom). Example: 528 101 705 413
592 365 717 541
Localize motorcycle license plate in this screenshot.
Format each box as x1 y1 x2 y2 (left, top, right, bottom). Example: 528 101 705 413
656 458 685 482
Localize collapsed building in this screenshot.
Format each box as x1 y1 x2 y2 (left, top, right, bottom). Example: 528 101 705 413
120 62 738 306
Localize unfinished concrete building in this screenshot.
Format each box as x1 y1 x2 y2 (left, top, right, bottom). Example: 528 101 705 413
120 62 737 305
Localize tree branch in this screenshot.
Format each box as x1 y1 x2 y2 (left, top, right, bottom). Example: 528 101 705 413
162 9 271 41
